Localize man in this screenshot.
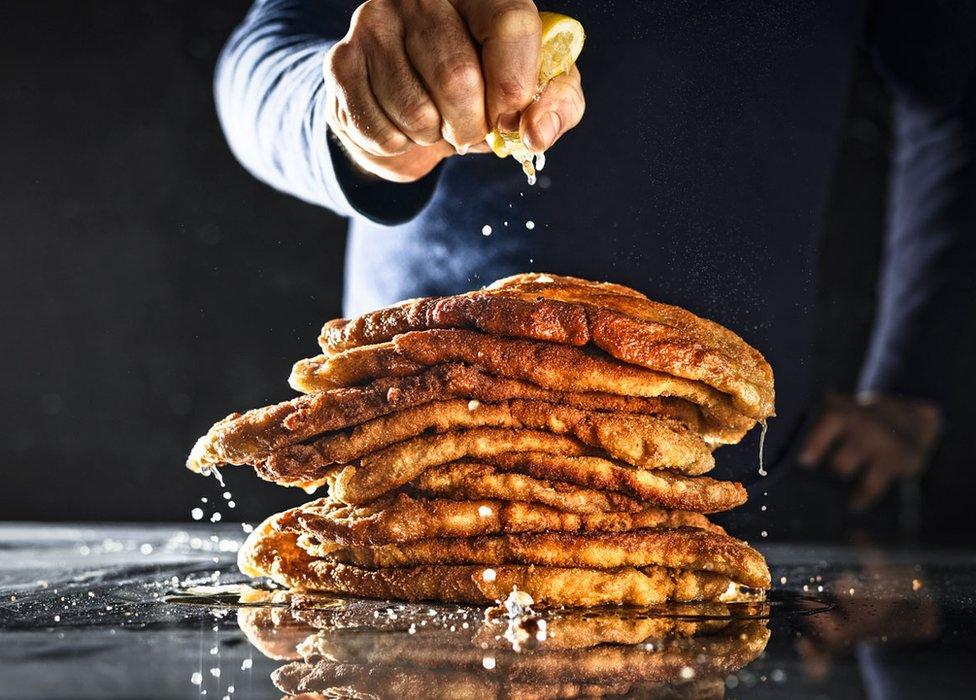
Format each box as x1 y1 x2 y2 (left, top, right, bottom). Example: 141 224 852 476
215 0 975 537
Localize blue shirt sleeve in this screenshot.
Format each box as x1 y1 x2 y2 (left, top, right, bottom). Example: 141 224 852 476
214 0 441 225
858 1 976 407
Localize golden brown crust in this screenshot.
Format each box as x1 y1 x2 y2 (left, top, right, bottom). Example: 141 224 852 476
290 343 423 390
311 529 769 589
242 519 733 606
278 493 725 546
415 457 747 514
411 463 654 514
294 329 757 434
330 428 596 505
260 398 715 488
319 273 774 419
189 363 732 477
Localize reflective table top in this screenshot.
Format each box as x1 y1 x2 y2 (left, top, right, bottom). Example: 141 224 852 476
1 524 974 699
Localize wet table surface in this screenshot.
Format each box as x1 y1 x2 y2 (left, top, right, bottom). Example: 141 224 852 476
1 524 975 699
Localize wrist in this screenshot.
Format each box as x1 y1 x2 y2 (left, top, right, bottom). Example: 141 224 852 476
325 127 445 226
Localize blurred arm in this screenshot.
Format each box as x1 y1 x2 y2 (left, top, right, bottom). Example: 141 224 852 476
858 1 976 409
214 0 441 224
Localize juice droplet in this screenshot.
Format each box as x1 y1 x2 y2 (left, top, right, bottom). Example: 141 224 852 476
757 419 768 477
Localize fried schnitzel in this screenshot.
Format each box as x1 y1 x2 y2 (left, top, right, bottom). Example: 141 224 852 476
277 493 725 545
300 530 769 589
239 517 734 606
318 273 774 419
328 428 597 504
259 398 715 490
413 457 747 513
190 272 776 611
409 463 656 514
292 329 756 433
189 363 737 477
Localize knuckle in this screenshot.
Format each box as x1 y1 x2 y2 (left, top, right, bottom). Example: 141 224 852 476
494 74 530 103
434 57 482 97
400 99 440 136
325 42 358 85
489 4 541 39
350 0 386 30
345 109 408 155
557 90 585 127
572 86 586 117
371 126 410 155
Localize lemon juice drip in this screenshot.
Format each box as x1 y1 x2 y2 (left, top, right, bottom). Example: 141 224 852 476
757 419 768 477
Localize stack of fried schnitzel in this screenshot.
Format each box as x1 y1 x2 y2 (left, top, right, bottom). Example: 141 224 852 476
188 273 775 606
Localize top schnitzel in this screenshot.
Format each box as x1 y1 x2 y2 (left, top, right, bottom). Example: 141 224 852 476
318 273 774 419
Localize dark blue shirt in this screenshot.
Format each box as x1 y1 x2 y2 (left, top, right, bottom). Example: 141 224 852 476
215 0 976 467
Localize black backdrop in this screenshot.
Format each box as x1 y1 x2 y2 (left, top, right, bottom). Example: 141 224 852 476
1 1 346 522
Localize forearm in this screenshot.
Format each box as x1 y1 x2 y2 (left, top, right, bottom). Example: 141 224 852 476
215 0 440 223
858 1 976 407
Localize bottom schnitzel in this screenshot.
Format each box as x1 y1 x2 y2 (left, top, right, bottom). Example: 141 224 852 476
240 516 736 606
296 529 769 589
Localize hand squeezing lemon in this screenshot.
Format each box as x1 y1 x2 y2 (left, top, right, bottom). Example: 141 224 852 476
324 2 586 184
486 12 586 184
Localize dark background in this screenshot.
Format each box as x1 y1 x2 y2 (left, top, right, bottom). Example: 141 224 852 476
1 2 961 531
1 1 343 522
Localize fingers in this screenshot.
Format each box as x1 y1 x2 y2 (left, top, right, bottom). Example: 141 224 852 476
365 19 443 146
454 0 541 129
830 439 868 480
325 39 411 157
404 1 487 149
521 64 585 151
798 406 846 467
849 461 896 512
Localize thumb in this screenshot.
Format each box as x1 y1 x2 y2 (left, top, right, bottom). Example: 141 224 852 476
520 64 585 152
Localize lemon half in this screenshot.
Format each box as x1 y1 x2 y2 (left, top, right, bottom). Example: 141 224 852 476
486 11 585 176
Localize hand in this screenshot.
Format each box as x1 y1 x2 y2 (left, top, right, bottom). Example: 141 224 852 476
323 0 585 182
799 393 942 512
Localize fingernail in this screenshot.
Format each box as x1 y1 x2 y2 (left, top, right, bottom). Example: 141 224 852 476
528 112 561 151
497 112 520 132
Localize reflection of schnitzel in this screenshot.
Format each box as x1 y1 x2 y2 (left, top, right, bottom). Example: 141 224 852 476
237 594 770 698
188 273 775 607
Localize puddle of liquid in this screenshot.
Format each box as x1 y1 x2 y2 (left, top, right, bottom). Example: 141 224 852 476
165 583 832 624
